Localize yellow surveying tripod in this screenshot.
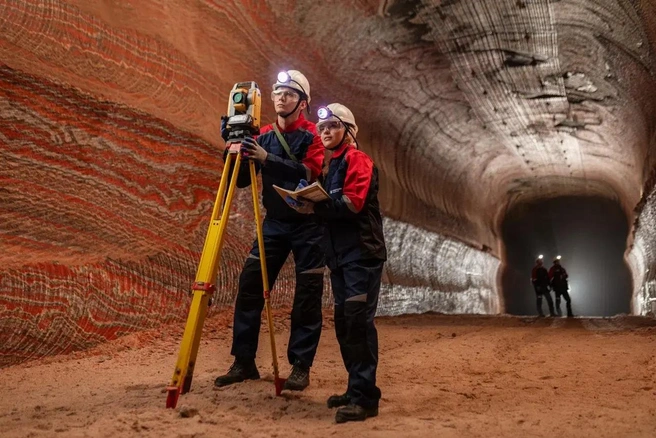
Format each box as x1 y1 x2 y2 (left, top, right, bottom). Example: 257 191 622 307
166 82 284 409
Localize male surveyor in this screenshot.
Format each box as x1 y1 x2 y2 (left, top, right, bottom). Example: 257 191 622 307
214 70 325 392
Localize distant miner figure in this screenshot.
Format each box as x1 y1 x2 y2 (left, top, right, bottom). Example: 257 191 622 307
531 255 556 317
549 256 574 318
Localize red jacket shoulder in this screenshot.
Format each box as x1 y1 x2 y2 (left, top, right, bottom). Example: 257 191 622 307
300 119 317 135
345 148 373 166
259 124 273 135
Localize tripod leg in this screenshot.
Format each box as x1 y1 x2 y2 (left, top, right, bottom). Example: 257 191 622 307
248 159 285 395
197 151 244 282
166 150 243 408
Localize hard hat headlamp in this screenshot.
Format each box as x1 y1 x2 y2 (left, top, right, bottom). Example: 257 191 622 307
316 105 360 150
276 71 307 99
317 106 346 129
317 106 332 120
277 71 290 83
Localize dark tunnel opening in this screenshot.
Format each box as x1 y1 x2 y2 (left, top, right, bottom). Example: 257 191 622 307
500 196 633 317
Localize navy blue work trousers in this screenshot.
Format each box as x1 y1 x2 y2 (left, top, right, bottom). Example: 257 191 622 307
231 217 324 368
331 258 384 409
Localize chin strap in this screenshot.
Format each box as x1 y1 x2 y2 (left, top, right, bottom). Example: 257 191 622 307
279 99 302 119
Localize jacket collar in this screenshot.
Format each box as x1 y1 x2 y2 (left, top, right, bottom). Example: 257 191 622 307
330 142 355 159
275 112 306 133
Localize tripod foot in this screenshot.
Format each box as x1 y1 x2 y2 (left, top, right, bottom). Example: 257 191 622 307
275 377 286 396
166 386 181 409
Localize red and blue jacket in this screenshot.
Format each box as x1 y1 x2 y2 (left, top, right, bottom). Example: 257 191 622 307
549 264 569 290
314 142 387 268
531 265 550 288
230 113 324 220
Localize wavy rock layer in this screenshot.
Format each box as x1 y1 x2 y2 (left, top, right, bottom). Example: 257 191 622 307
1 0 655 365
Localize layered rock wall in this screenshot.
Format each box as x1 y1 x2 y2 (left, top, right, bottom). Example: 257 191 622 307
2 0 656 366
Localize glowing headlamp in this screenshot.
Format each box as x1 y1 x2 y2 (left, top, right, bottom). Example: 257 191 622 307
277 71 290 83
317 106 332 120
275 70 308 102
538 255 543 259
556 255 561 260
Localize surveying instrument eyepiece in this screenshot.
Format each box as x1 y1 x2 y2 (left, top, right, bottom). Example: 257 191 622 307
166 81 286 409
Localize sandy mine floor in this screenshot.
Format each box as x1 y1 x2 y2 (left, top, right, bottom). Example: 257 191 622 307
2 310 656 438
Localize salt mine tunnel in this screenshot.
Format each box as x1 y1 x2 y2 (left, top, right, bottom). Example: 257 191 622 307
1 0 656 368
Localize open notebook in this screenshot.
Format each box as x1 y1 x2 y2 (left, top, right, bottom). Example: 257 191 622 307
273 182 330 203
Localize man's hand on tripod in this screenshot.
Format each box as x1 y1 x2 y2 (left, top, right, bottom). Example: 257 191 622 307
241 136 268 163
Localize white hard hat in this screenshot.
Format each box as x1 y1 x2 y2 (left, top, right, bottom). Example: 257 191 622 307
317 103 358 137
273 70 311 103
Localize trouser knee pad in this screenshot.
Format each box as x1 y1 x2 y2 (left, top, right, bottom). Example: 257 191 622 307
291 272 323 326
344 301 369 362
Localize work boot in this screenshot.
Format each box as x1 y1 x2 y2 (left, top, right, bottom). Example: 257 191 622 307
327 392 351 408
335 404 378 423
547 304 556 317
567 303 574 318
214 358 259 387
282 363 310 391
